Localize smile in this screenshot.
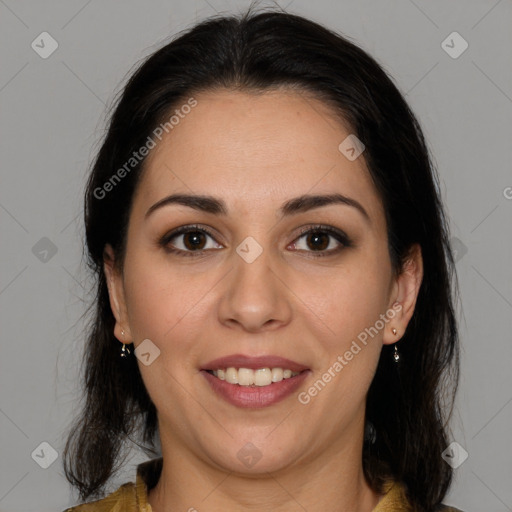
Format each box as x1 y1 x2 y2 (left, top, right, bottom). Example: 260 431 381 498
208 367 301 387
202 369 310 408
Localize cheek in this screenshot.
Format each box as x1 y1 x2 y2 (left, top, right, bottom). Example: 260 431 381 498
296 262 389 417
122 252 222 349
294 255 391 346
121 257 208 405
124 264 175 339
123 255 183 338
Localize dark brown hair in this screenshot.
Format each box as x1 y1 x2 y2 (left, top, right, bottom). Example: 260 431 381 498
63 5 460 511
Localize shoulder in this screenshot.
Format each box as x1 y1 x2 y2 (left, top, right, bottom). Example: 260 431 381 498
61 481 137 512
61 456 161 512
383 479 465 512
373 480 465 512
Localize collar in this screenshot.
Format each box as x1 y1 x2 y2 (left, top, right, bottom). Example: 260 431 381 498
135 457 163 511
373 479 412 511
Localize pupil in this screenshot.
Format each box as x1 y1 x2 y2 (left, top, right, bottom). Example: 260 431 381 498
308 232 328 251
184 232 205 250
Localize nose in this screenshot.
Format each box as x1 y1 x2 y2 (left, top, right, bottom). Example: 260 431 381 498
217 244 293 333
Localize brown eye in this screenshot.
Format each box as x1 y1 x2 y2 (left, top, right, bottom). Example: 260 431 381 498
159 225 223 257
290 225 352 257
305 232 330 251
182 231 207 250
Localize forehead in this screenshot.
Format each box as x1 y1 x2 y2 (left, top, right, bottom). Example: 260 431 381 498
134 88 383 223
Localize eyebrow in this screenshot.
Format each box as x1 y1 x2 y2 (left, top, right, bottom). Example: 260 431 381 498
145 192 370 223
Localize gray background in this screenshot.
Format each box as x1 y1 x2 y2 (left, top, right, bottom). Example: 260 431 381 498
1 1 511 511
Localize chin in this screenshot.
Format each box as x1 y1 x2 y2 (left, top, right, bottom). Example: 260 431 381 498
199 434 303 475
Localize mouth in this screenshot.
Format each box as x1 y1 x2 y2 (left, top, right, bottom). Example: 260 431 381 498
201 363 310 408
204 367 303 387
200 354 311 408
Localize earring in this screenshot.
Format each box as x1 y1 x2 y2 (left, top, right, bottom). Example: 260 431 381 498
393 344 400 363
120 329 131 358
391 327 399 362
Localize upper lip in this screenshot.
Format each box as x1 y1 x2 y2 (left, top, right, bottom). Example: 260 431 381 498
202 354 309 373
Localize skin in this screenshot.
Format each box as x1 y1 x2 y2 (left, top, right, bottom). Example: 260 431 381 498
104 88 423 512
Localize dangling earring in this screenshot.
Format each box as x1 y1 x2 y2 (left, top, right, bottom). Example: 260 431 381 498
391 327 400 363
120 344 131 357
120 329 131 358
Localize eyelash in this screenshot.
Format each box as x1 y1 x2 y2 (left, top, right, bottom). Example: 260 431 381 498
159 224 353 258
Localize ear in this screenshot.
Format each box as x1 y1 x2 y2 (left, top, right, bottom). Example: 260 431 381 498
103 244 132 343
383 243 423 345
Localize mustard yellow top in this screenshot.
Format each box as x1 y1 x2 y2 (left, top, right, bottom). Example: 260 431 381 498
63 457 463 512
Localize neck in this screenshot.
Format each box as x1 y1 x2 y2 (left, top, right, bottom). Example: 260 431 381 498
147 423 382 512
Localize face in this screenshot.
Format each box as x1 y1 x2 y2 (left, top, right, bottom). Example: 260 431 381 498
104 88 422 474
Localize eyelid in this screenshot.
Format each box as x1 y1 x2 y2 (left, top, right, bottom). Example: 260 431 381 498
292 224 353 254
158 224 222 253
159 223 352 256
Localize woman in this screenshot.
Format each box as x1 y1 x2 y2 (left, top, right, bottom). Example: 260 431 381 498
62 6 463 512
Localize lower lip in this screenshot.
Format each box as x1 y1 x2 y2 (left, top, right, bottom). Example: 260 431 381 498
201 370 310 408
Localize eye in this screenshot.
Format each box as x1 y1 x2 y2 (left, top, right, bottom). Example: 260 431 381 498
159 225 222 257
289 225 352 256
159 224 352 258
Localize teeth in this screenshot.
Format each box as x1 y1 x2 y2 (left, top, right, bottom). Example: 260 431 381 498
212 367 300 387
238 368 254 386
271 368 283 382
